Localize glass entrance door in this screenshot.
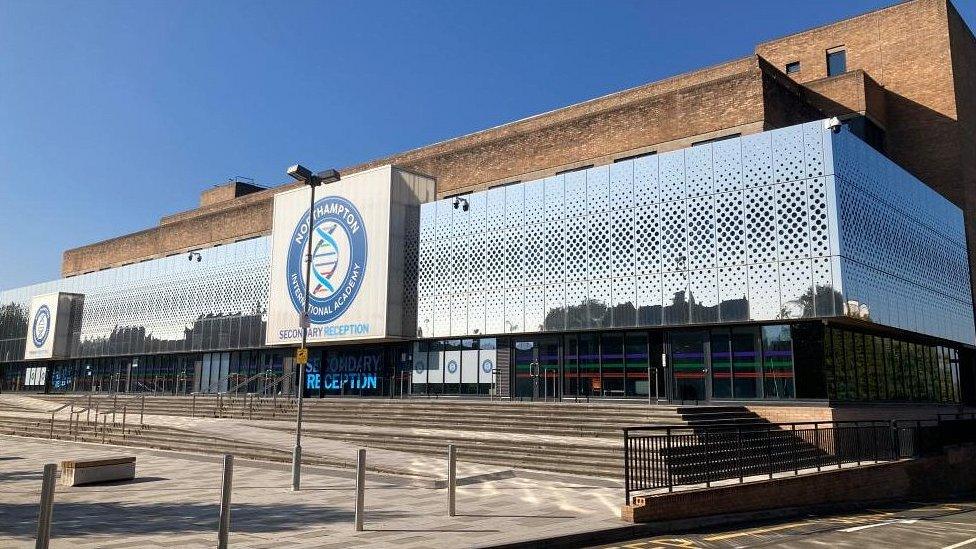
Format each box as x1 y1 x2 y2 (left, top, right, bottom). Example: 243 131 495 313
513 337 561 400
669 331 708 402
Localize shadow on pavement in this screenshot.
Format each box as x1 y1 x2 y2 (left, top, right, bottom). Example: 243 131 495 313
0 502 410 538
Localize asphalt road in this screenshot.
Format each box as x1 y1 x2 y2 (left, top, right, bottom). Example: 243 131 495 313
594 499 976 549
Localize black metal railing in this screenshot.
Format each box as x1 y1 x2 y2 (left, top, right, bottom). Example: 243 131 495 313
623 417 976 504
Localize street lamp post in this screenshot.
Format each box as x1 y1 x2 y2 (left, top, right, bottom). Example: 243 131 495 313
286 164 340 492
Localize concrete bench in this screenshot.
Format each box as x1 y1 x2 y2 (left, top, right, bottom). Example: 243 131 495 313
60 456 136 486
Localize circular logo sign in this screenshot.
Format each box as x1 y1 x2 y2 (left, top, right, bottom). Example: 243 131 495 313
32 305 51 348
481 359 493 374
286 196 368 325
447 360 458 374
414 361 425 374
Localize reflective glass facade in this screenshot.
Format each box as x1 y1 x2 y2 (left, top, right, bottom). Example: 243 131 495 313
0 236 270 362
417 121 974 346
1 120 972 404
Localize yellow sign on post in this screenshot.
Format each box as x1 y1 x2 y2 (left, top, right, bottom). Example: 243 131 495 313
296 347 308 365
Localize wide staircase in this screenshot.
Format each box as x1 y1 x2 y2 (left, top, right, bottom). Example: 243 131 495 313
4 394 768 479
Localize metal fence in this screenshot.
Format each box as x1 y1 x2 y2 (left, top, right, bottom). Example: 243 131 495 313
623 417 976 504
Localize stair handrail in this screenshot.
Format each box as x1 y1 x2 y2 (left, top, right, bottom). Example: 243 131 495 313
223 371 267 396
132 379 162 395
195 372 245 395
48 396 86 439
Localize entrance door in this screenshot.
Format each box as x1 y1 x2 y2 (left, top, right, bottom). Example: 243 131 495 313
513 337 561 400
669 331 708 402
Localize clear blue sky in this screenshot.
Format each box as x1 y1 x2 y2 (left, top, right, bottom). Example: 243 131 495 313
1 0 974 290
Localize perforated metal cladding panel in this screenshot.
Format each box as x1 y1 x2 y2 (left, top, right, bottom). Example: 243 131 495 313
610 161 634 209
1 237 273 357
659 151 685 202
831 128 975 344
450 294 468 337
414 120 972 342
524 286 545 332
685 145 713 197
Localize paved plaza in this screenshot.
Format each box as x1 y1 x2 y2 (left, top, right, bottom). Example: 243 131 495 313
0 435 624 548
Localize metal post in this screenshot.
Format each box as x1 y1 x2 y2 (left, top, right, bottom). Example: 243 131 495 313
647 364 653 406
102 414 107 444
121 406 127 443
704 430 711 488
49 412 54 439
355 448 366 531
86 394 91 423
217 454 234 549
665 427 673 492
140 395 145 425
191 394 196 418
35 463 56 549
447 444 457 516
293 181 316 492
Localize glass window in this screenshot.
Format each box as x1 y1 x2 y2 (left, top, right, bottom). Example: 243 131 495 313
823 328 837 398
732 328 761 399
853 333 868 400
460 339 479 395
578 334 599 397
786 61 800 74
670 331 707 401
762 325 794 399
710 330 733 399
411 341 429 395
827 48 847 76
563 335 580 397
601 333 625 397
624 332 649 397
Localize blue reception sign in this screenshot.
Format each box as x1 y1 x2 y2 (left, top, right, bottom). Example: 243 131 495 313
286 196 368 325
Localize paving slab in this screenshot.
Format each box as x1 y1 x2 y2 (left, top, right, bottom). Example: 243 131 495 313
0 435 623 548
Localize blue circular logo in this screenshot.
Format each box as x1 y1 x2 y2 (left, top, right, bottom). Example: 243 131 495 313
447 360 458 374
286 196 368 324
414 361 425 374
32 305 51 348
481 359 493 374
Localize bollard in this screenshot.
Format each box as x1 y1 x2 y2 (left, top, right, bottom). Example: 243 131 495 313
35 463 56 549
101 414 107 444
217 454 234 549
191 394 196 418
86 394 92 423
140 395 145 425
355 448 366 531
121 406 127 442
447 444 457 517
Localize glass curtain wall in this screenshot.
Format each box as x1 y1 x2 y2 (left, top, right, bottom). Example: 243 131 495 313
822 324 961 403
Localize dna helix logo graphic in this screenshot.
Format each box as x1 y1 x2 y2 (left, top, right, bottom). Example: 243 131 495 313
286 196 368 324
32 305 51 348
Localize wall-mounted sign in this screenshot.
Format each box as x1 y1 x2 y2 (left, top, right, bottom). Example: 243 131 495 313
265 165 434 346
25 292 81 360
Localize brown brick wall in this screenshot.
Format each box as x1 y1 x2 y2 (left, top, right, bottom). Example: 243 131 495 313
61 0 976 284
64 57 785 275
758 0 961 204
624 443 976 523
746 403 968 424
948 3 976 302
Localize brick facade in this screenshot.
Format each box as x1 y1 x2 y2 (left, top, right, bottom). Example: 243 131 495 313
62 0 976 283
624 443 976 523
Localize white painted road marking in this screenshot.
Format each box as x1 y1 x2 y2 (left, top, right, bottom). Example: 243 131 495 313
839 518 918 532
943 536 976 549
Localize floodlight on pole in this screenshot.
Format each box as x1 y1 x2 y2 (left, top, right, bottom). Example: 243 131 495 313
286 163 340 492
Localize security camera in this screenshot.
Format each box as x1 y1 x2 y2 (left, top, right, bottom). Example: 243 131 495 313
824 117 842 134
453 197 469 211
188 252 202 262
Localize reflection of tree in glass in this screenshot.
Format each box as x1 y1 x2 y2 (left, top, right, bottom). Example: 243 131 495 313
779 285 846 320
